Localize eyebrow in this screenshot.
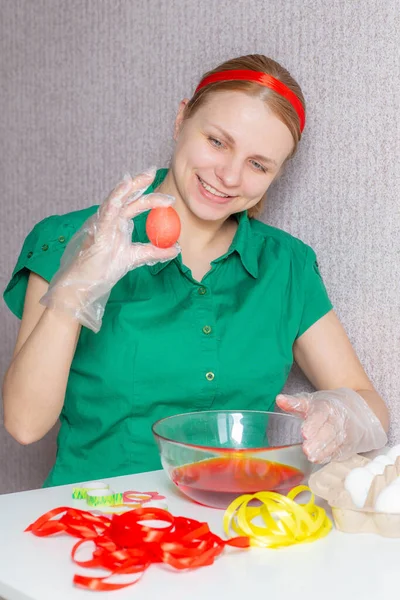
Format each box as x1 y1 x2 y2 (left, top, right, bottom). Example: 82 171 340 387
209 124 279 167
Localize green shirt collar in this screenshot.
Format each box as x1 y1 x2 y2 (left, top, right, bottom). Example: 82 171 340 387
211 210 259 279
136 169 259 279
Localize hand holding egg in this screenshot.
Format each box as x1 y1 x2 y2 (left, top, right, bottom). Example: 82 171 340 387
40 167 181 332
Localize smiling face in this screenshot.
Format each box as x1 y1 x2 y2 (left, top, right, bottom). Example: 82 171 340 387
168 90 295 223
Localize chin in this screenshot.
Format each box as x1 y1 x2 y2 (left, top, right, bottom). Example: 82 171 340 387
188 198 233 222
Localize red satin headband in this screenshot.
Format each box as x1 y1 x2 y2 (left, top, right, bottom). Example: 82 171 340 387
194 69 305 132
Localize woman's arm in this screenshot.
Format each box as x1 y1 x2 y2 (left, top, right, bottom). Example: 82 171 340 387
2 272 81 444
293 309 389 431
3 171 181 445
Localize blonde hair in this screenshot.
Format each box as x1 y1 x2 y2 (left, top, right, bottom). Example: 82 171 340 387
184 54 306 218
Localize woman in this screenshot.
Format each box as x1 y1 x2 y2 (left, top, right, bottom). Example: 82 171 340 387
2 54 388 487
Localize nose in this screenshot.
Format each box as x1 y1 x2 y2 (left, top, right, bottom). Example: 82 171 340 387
214 157 242 189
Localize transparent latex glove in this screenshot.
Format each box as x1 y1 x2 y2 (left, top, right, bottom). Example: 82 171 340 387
40 167 180 332
276 388 387 464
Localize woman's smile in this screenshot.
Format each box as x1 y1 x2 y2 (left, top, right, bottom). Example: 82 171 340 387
196 174 237 204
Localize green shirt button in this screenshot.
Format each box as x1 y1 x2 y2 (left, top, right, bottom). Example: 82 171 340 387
198 287 207 295
202 325 212 335
27 251 33 258
58 236 66 243
206 372 215 381
41 244 49 251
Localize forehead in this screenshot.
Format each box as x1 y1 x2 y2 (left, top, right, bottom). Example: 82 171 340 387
191 90 294 163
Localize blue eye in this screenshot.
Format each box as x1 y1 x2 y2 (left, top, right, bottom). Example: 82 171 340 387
250 160 267 173
208 137 224 148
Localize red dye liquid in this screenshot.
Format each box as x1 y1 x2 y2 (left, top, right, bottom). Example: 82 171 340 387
172 456 304 509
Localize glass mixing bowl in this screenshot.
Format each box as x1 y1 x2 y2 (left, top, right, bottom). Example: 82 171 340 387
152 410 313 509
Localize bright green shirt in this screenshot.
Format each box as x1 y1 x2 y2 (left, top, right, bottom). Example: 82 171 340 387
3 169 333 487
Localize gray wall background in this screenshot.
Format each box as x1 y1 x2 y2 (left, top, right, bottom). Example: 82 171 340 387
1 0 399 494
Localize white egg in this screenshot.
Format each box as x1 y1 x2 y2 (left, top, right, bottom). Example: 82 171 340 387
372 455 394 467
365 462 386 475
375 485 400 513
344 467 375 508
386 445 400 462
388 476 400 486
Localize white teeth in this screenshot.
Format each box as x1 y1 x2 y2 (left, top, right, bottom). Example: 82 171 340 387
199 177 229 198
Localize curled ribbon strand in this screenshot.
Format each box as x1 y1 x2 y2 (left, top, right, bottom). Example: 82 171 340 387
25 486 331 590
224 485 332 548
26 506 249 591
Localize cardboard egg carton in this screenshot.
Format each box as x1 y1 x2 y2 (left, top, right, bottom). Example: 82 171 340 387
308 454 400 537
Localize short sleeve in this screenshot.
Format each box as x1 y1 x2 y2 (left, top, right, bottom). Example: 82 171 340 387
3 216 77 319
296 246 333 338
2 171 167 322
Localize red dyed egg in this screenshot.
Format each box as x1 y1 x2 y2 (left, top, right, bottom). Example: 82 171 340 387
146 206 181 248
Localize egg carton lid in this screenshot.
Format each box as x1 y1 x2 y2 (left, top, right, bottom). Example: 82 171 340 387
309 454 400 537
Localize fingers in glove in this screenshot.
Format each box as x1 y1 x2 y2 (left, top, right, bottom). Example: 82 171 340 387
122 192 176 220
303 420 344 463
304 437 339 464
100 167 157 224
301 409 329 440
128 242 181 268
276 394 310 419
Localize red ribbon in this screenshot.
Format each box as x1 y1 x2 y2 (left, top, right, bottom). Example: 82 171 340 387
26 506 250 591
194 69 306 132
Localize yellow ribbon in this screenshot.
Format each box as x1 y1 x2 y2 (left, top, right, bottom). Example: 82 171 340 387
223 485 332 548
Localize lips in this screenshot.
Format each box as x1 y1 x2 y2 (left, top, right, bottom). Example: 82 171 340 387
198 176 230 197
196 175 235 204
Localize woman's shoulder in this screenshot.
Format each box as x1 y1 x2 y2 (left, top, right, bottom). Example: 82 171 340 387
249 217 332 338
3 206 99 319
31 205 99 239
249 217 313 263
17 205 99 271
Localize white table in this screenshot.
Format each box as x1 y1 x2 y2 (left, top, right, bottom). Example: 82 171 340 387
0 468 396 600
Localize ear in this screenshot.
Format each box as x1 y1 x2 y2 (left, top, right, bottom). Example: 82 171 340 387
174 98 190 141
